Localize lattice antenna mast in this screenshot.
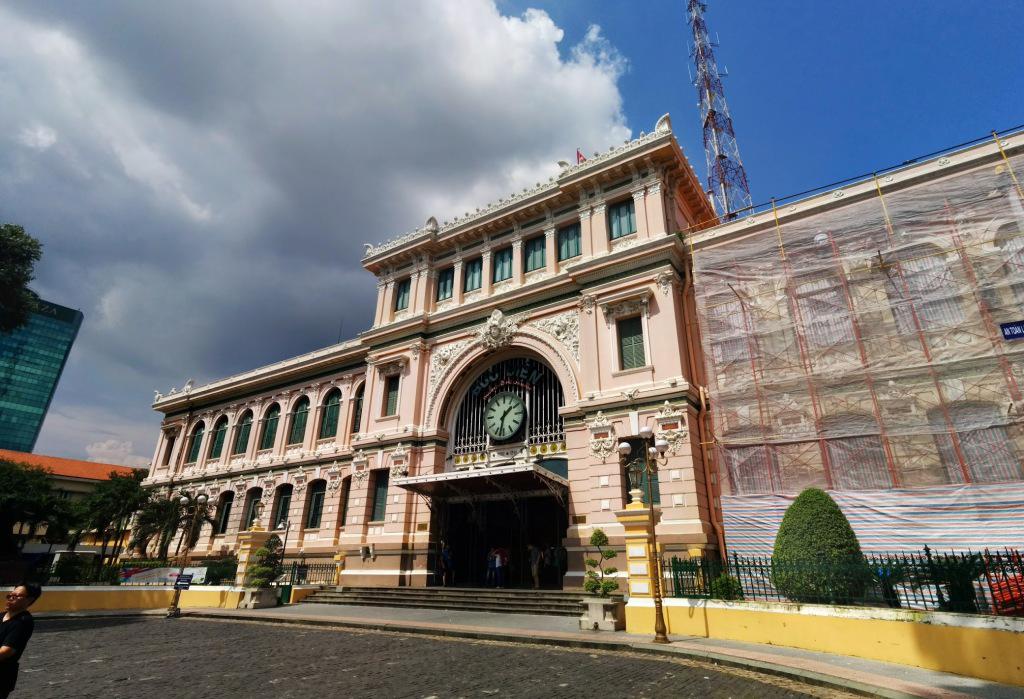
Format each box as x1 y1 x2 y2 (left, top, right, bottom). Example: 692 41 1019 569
688 0 752 219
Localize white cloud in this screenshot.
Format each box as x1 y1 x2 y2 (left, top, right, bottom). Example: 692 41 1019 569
17 123 57 150
3 1 632 461
85 439 150 468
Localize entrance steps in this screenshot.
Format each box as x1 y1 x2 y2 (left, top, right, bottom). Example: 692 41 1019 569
299 586 587 617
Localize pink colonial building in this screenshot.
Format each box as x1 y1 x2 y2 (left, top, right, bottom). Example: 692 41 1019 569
143 114 723 587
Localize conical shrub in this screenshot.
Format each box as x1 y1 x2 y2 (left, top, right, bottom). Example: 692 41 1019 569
772 488 872 604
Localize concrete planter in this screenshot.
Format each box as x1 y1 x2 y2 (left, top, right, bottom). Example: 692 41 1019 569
580 597 626 631
239 588 279 609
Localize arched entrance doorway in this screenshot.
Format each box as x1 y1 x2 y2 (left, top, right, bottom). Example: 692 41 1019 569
404 355 570 588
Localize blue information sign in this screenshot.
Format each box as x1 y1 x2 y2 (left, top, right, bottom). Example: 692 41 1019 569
174 573 193 590
1000 321 1024 341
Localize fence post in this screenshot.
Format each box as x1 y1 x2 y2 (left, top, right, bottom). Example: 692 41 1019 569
923 545 947 610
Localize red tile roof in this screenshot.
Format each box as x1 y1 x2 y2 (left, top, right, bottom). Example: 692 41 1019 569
0 449 140 481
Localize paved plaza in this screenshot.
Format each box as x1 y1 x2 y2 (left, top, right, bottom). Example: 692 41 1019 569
16 617 857 698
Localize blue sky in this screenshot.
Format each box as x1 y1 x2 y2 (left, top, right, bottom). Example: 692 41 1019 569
508 0 1024 206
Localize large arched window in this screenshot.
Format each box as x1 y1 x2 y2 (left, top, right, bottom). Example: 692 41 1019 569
822 414 892 490
288 397 310 445
305 480 327 529
350 384 365 436
272 484 293 529
242 488 263 530
215 491 234 535
931 402 1023 484
794 274 855 348
318 389 341 439
884 245 963 332
232 411 253 455
208 416 229 460
259 404 280 451
185 422 205 464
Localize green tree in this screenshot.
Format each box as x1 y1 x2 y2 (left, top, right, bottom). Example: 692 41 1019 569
583 528 619 597
82 471 150 565
0 223 43 332
0 458 54 557
130 495 182 559
246 534 283 588
772 488 872 604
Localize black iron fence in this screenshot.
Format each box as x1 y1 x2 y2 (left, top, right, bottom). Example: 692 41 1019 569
288 562 336 585
668 547 1024 617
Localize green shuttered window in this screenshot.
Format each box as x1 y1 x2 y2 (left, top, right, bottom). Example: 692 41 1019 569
394 278 411 311
524 236 545 272
232 412 252 455
384 375 400 416
350 385 365 435
208 418 228 460
318 391 340 439
436 267 455 301
492 247 513 282
186 424 204 463
608 199 637 240
288 398 309 445
617 316 646 370
463 258 483 292
306 481 326 529
370 470 389 521
557 223 581 261
215 492 233 535
259 405 280 450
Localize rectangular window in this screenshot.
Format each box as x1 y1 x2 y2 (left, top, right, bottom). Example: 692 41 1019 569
492 247 513 283
339 478 351 528
393 278 411 311
384 375 400 416
463 257 483 292
306 483 326 529
557 223 581 261
524 236 546 272
370 470 390 521
608 199 637 240
436 267 455 301
617 316 646 370
161 434 176 465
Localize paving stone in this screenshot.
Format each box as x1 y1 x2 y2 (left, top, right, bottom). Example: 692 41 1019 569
16 617 857 698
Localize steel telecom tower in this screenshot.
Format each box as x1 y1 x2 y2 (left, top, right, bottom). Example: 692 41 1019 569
688 0 752 219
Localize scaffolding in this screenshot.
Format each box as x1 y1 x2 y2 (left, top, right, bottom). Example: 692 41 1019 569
692 137 1024 498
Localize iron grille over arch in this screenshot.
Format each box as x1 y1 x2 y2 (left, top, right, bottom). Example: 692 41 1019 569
449 356 565 464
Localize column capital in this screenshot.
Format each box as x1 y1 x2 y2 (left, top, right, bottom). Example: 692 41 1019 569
544 226 556 239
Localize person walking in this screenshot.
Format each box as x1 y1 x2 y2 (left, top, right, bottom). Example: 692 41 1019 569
528 544 543 589
495 546 509 588
440 543 454 587
485 546 497 587
0 584 42 699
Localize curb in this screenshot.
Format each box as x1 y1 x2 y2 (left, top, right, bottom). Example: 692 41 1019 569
183 610 918 699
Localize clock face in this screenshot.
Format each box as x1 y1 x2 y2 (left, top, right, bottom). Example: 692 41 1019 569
485 391 525 441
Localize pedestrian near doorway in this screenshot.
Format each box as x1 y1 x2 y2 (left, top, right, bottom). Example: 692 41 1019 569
495 546 509 588
0 584 41 699
528 544 543 589
485 547 497 587
440 543 454 587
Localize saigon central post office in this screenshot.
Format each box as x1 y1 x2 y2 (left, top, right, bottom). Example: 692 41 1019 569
144 115 725 588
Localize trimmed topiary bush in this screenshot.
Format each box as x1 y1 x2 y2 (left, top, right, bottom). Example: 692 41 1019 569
246 535 283 589
772 488 872 604
583 529 619 597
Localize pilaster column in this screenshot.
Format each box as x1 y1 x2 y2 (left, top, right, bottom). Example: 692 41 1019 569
645 180 667 236
307 399 321 450
373 278 388 327
196 417 213 468
481 246 493 296
512 236 524 285
452 257 464 305
381 278 396 323
274 405 290 456
591 200 609 255
544 227 557 274
631 186 650 239
578 204 594 258
247 411 263 460
424 268 438 313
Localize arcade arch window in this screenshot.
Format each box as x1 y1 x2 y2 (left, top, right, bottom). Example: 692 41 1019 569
288 397 310 445
232 411 253 455
241 488 262 530
883 244 964 332
793 274 855 347
350 384 365 435
259 404 280 451
185 422 205 464
318 389 341 439
305 480 327 529
608 198 637 240
208 416 229 460
215 491 234 535
393 278 411 311
272 484 293 529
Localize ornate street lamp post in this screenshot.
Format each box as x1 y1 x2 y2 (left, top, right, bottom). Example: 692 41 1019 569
618 425 670 644
166 492 208 619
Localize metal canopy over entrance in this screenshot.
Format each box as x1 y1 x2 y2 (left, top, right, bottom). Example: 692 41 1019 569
393 463 568 505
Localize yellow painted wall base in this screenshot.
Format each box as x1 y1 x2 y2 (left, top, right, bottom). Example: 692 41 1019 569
27 587 244 613
627 600 1024 687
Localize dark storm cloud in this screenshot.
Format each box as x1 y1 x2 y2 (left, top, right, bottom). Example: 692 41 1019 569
0 1 629 465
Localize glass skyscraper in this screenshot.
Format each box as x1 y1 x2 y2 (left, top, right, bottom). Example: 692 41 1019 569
0 299 83 452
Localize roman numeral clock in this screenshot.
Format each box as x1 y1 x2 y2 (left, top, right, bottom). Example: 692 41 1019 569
484 391 525 441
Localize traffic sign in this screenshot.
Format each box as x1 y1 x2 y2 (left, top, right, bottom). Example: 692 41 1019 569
174 573 194 590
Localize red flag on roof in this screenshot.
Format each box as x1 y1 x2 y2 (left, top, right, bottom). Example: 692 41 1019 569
576 148 587 164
